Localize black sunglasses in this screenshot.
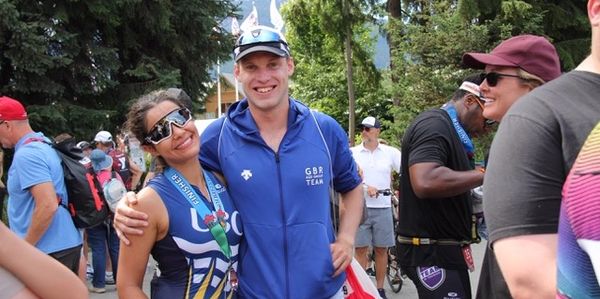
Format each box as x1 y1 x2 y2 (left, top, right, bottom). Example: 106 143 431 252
482 72 523 87
144 108 192 145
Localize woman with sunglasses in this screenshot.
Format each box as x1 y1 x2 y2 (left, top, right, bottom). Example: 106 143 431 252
462 34 562 299
117 90 242 299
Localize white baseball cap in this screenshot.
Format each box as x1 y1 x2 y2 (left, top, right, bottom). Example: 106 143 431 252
94 131 113 143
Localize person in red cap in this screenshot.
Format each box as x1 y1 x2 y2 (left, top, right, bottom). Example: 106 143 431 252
461 34 562 298
465 0 600 297
0 96 82 274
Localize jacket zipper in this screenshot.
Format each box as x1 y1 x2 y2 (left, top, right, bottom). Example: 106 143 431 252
274 151 290 299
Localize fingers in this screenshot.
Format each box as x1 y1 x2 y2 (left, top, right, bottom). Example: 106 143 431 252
125 191 139 205
114 226 131 246
331 242 353 277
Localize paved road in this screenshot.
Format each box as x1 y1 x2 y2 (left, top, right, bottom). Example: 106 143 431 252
90 241 486 298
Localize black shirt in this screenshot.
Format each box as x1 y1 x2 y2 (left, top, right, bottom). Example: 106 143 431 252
397 108 473 269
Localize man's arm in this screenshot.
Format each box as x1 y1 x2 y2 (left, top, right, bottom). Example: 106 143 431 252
409 162 483 199
25 182 59 246
331 184 363 277
494 234 557 299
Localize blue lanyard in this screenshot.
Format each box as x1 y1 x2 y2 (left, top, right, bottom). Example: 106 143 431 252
442 104 475 157
164 167 231 259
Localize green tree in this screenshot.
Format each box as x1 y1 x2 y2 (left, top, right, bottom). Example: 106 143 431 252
283 0 386 145
0 0 236 139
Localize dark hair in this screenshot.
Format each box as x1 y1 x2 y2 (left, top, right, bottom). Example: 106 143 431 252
125 90 186 172
451 73 484 102
54 133 73 143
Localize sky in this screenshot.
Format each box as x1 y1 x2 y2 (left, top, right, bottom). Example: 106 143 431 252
217 0 390 74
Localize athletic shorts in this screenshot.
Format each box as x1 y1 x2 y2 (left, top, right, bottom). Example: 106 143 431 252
404 265 471 299
49 245 82 274
355 207 395 248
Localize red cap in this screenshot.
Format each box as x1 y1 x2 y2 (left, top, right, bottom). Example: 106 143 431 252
462 35 561 83
0 96 28 121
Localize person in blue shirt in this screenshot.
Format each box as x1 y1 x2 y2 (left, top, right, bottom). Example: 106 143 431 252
114 25 364 299
0 96 82 273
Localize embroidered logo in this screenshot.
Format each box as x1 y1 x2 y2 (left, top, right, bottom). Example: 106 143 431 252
417 266 445 291
241 169 252 181
304 166 325 186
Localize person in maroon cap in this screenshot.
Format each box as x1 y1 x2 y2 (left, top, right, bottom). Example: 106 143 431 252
465 0 600 296
461 34 562 298
0 96 82 274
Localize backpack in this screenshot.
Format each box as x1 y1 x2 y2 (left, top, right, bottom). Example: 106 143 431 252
25 137 109 228
108 149 133 191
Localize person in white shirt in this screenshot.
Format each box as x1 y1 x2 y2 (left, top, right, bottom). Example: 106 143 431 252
351 116 401 299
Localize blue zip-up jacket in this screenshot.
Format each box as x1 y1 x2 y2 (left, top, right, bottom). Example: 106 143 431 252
200 98 361 299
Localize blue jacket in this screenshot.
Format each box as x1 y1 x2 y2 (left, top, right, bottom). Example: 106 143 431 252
200 98 361 299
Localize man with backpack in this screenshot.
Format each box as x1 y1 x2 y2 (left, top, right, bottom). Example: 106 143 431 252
0 96 82 273
94 130 141 192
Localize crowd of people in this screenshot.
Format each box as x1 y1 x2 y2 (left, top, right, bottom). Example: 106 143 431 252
0 1 599 298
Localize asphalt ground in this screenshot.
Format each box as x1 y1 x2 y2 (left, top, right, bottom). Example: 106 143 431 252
90 241 487 299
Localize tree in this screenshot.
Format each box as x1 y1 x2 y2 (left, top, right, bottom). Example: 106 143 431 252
283 0 385 144
0 0 236 139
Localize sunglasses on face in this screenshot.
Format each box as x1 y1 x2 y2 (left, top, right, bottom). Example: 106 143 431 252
361 127 372 132
144 107 192 145
482 72 523 87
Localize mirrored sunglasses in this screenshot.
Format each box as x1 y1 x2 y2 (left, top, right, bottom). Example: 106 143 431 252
144 108 192 145
235 26 287 48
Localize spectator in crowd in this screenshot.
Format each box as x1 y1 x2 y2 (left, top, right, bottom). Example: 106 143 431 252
114 25 364 298
397 74 490 299
480 0 600 296
0 96 82 273
86 149 123 293
76 141 93 158
0 221 88 299
117 91 242 298
94 130 142 192
0 149 6 222
351 116 401 299
461 34 562 298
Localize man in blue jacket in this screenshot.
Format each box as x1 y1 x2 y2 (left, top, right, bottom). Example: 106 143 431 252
114 25 364 298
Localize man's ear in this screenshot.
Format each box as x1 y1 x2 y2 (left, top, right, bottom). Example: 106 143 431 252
287 57 295 76
590 0 600 27
233 63 240 79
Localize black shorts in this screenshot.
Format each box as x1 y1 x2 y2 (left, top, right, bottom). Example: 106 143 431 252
404 265 471 299
49 245 82 274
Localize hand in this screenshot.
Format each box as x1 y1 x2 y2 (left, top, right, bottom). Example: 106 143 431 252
330 237 353 277
113 191 148 245
366 185 378 198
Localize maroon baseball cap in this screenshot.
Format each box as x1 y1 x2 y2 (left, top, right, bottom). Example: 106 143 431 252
0 96 27 121
462 35 561 83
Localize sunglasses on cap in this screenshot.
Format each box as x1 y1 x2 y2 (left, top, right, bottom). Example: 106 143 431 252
235 26 288 48
481 72 524 87
144 107 192 145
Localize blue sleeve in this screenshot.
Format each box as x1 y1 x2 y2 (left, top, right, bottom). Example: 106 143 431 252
199 117 225 173
14 146 53 190
315 112 361 193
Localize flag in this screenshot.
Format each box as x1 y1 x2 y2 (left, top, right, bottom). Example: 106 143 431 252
270 0 284 31
231 17 240 36
240 4 258 33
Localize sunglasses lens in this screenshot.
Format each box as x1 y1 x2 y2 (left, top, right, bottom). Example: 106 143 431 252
363 127 371 132
145 108 192 144
485 72 499 87
235 27 286 47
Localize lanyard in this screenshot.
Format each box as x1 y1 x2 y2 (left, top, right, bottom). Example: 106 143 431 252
165 167 231 259
442 104 475 158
